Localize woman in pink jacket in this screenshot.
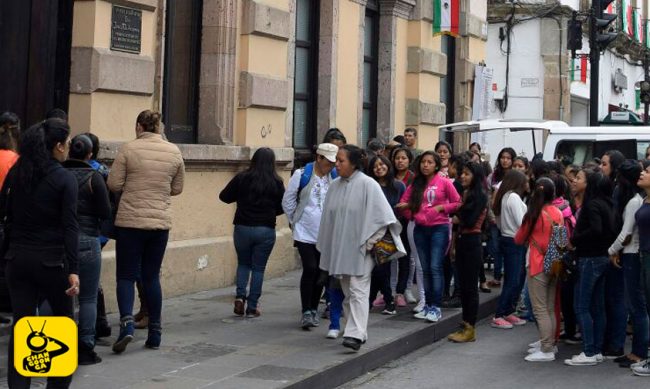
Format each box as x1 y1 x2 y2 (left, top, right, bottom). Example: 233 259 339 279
397 151 460 323
514 177 563 362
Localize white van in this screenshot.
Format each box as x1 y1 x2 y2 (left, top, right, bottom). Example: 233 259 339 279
542 127 650 165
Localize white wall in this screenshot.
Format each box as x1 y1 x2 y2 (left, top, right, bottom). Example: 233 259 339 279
486 20 544 120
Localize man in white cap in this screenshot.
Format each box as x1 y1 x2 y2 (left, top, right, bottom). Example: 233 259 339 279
282 143 339 332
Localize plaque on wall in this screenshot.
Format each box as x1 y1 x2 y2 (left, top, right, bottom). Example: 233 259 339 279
110 5 142 54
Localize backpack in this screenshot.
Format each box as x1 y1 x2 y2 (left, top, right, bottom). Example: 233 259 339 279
297 162 338 196
531 210 569 277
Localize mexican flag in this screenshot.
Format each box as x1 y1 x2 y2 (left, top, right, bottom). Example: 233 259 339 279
622 0 633 37
433 0 460 36
605 1 616 14
570 56 588 83
646 21 650 48
634 9 643 42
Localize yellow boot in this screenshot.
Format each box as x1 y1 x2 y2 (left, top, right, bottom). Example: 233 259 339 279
447 322 476 343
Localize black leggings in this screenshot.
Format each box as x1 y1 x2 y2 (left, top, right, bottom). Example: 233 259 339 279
560 274 578 337
6 249 74 389
296 242 323 312
370 262 393 305
395 220 411 294
455 234 482 325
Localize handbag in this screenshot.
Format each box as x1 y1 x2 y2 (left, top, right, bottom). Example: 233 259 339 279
531 210 569 277
372 229 398 265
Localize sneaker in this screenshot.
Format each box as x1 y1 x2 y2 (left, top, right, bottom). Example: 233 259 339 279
594 353 604 363
112 318 134 354
311 310 320 327
633 360 650 376
413 305 430 320
504 314 526 326
395 294 408 307
320 304 330 319
617 356 641 368
564 352 599 366
342 336 362 351
326 329 340 339
525 350 555 362
602 348 625 359
425 307 442 323
382 302 397 315
246 308 261 318
404 290 417 304
233 298 245 316
491 317 513 329
78 346 102 365
301 311 315 330
561 334 582 345
528 340 541 348
528 345 558 354
145 327 162 350
413 300 425 313
95 324 112 339
372 295 385 307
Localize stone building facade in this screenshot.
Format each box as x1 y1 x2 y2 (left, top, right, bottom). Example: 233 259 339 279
0 0 487 310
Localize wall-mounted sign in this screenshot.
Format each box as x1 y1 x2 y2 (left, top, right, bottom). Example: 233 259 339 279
110 5 142 54
520 78 539 88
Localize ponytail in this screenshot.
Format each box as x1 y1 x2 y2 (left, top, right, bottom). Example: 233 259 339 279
520 177 555 243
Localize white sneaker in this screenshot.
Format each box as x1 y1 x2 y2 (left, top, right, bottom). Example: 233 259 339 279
413 300 425 313
594 353 604 363
528 340 541 348
404 289 417 304
528 345 558 354
525 350 555 362
425 307 442 323
631 359 648 369
633 360 650 376
564 352 599 366
413 305 429 319
326 329 340 339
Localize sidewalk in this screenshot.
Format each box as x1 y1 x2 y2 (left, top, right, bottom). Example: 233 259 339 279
0 270 499 388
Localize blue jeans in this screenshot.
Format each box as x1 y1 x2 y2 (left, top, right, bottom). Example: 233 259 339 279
575 256 609 357
604 262 626 353
622 253 649 358
328 287 344 330
116 228 169 326
233 225 276 310
414 224 449 307
78 233 102 349
495 236 526 318
488 224 504 280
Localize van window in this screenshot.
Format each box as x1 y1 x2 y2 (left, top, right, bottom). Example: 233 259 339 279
555 140 593 166
638 141 650 160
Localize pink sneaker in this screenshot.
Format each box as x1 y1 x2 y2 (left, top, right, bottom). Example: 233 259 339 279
505 314 527 326
372 295 385 307
395 294 407 307
491 317 514 329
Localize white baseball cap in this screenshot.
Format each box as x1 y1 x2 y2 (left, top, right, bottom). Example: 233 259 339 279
316 143 338 163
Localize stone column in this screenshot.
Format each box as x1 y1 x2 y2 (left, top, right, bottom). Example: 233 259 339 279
198 0 238 145
316 0 340 141
376 0 415 142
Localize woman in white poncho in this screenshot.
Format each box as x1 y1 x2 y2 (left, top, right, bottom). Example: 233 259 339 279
317 145 404 351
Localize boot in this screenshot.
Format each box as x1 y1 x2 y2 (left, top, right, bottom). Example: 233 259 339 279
134 314 149 329
78 343 102 365
134 280 148 323
112 316 134 354
95 286 111 338
145 322 162 350
447 322 476 343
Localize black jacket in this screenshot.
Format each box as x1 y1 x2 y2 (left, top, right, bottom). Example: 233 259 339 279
571 197 618 258
219 172 285 228
0 160 79 274
62 159 111 237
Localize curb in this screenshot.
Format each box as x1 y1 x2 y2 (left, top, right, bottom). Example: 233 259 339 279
284 293 499 389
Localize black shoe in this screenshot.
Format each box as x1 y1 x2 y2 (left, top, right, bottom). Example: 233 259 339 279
441 296 461 309
602 349 625 359
78 346 102 365
382 302 397 315
617 356 638 368
342 337 362 351
95 325 112 339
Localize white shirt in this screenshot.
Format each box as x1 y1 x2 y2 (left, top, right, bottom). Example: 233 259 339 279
282 169 331 244
498 191 527 238
609 193 643 255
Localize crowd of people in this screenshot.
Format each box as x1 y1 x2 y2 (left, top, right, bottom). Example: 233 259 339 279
2 106 650 387
221 126 650 376
0 109 184 388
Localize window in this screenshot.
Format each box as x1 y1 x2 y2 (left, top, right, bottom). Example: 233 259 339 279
293 0 319 150
162 0 202 144
361 1 379 147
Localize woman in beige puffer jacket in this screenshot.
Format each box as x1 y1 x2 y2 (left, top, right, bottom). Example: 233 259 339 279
107 110 185 354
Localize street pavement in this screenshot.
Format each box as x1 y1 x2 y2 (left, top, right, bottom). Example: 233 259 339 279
341 319 649 389
0 270 498 388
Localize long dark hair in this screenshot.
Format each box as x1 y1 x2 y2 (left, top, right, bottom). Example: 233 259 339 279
368 155 397 196
390 146 413 169
583 170 613 208
614 160 643 216
243 147 283 197
458 161 488 222
493 147 516 183
323 128 347 145
492 169 528 216
435 140 452 154
603 150 625 180
14 119 70 191
408 151 441 214
0 112 20 151
520 177 556 243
